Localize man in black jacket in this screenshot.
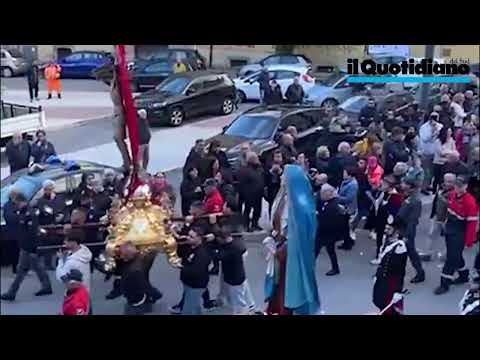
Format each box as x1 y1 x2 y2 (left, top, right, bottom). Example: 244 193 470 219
442 151 470 180
180 167 203 216
258 67 270 104
208 140 230 169
119 242 152 315
6 132 31 174
183 139 206 177
265 80 283 105
31 129 57 164
359 98 379 128
180 227 212 315
264 150 284 216
285 77 305 104
315 184 344 276
397 179 425 284
237 152 265 232
26 62 40 102
328 142 356 189
1 193 53 301
3 189 21 273
383 127 410 175
214 171 238 212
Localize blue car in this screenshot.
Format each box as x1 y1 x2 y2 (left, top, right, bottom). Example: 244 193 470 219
56 51 113 79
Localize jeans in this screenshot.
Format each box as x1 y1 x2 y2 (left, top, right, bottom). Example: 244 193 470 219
225 280 250 315
181 285 204 315
404 227 425 276
6 250 52 296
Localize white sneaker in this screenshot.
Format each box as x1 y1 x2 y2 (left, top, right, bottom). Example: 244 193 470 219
370 258 380 265
369 231 376 241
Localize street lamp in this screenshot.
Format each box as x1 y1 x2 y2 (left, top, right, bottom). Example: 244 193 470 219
209 45 213 68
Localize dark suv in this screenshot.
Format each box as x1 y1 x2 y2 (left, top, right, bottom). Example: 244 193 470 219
209 104 364 169
134 71 236 126
129 48 207 91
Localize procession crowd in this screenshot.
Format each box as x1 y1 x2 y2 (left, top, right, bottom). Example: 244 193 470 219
1 80 480 315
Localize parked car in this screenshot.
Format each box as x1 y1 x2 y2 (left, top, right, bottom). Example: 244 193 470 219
129 48 207 91
134 71 236 126
234 64 315 103
1 161 122 267
1 48 29 77
338 92 415 122
238 53 312 77
48 51 113 79
208 104 366 169
307 71 410 110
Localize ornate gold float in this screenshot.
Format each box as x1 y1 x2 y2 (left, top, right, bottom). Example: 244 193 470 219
100 184 182 271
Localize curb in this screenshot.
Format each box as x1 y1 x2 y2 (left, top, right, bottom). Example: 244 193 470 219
46 114 112 131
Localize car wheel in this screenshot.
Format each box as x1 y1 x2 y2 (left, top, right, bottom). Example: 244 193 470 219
1 67 14 78
322 98 339 111
237 90 247 104
169 107 184 126
221 97 234 115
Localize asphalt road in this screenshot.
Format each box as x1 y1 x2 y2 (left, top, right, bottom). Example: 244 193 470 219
1 165 477 315
2 77 109 92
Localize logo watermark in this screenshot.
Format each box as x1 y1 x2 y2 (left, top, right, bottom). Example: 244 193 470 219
347 58 471 83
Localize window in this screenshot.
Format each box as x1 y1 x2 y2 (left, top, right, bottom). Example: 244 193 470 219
171 51 188 61
144 62 171 73
263 56 281 66
280 55 300 64
225 114 280 139
274 71 299 80
66 53 83 62
441 48 452 57
279 113 313 133
83 53 100 60
203 76 223 89
187 81 204 93
157 77 191 94
1 51 5 59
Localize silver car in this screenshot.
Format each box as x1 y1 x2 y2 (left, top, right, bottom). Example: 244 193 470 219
238 54 312 77
1 48 29 77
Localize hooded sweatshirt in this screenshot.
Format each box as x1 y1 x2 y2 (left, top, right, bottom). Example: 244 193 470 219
56 245 93 292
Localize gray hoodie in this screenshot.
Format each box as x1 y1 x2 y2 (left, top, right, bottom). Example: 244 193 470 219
56 245 93 292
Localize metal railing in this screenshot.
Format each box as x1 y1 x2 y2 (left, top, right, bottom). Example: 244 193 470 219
0 101 42 120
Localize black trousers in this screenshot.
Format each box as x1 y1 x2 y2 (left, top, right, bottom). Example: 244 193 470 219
432 163 444 192
28 83 39 100
243 196 262 228
442 231 467 280
474 243 480 274
404 227 425 276
316 240 339 271
143 252 161 299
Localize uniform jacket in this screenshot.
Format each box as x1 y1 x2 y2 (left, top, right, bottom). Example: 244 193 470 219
9 206 40 253
446 191 479 248
316 197 344 245
397 192 422 238
61 286 90 315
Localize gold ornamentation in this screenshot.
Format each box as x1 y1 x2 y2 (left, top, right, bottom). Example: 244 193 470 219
104 185 181 270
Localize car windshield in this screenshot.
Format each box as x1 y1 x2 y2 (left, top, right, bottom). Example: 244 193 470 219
156 77 190 94
225 113 279 139
321 72 347 87
340 97 369 112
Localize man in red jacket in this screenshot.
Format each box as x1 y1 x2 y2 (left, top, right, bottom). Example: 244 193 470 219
60 269 90 315
435 176 479 295
203 178 224 214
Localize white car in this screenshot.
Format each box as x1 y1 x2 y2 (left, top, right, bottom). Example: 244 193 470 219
234 65 315 102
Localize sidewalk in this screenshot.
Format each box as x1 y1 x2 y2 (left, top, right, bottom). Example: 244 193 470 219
1 89 114 129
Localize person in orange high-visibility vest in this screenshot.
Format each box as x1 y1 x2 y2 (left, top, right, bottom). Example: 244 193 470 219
44 62 62 99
